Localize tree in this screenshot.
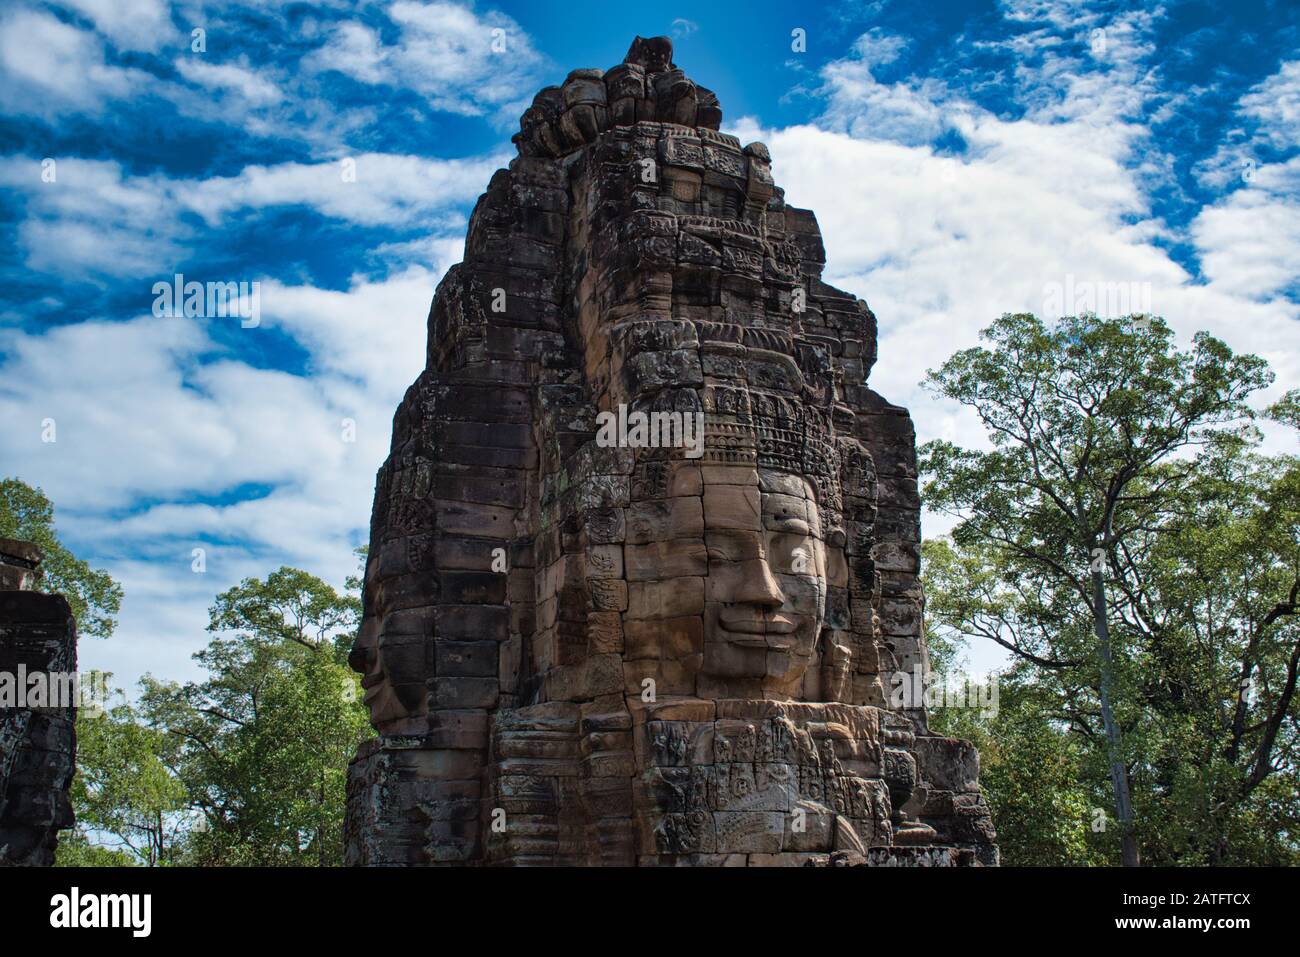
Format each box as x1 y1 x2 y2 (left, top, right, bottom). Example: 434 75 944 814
54 832 139 867
920 313 1275 865
931 679 1106 865
925 441 1300 864
59 677 188 866
0 477 122 637
925 538 1106 865
140 567 372 866
1123 401 1300 863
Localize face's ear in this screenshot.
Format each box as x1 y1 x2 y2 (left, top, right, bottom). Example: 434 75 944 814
812 628 854 703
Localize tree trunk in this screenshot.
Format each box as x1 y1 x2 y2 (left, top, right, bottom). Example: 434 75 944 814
1092 567 1139 866
318 768 326 868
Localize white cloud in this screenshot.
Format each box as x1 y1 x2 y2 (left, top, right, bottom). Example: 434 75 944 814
1195 59 1300 190
164 58 375 150
0 267 434 511
727 14 1299 652
0 152 501 279
811 52 949 145
55 0 175 52
849 27 908 68
306 20 388 84
176 151 507 226
305 1 547 121
0 8 333 141
0 3 544 148
2 263 436 687
174 56 285 106
749 9 1294 413
1190 59 1300 305
1192 157 1300 302
262 266 440 384
1238 59 1300 153
0 8 150 115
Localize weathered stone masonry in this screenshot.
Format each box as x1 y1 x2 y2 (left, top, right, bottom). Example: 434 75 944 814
345 36 997 866
0 539 77 867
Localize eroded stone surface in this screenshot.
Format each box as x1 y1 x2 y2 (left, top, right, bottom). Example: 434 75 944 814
345 36 997 867
0 540 76 867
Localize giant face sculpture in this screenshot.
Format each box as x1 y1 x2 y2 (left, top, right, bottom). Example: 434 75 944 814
344 35 998 867
701 468 826 695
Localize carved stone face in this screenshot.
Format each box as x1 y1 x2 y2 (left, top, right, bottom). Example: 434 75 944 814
348 573 427 728
701 467 826 696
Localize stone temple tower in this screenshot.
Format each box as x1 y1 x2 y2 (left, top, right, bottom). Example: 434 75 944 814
345 36 998 866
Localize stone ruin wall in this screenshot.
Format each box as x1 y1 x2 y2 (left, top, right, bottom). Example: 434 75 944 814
0 538 77 867
345 36 997 866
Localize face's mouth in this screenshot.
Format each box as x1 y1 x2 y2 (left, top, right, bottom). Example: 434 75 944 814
359 664 387 704
717 608 799 639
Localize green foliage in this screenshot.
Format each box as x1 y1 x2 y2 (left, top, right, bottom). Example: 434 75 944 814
55 831 140 867
920 312 1298 865
1268 388 1300 430
921 314 1269 575
0 477 122 638
929 665 1105 866
1124 442 1300 864
207 565 362 662
140 566 372 866
60 680 188 866
17 485 374 865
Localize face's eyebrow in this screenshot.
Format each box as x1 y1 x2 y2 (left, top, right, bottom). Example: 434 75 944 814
706 529 764 559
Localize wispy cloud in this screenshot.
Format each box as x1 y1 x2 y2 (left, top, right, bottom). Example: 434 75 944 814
55 0 176 52
733 0 1296 481
1191 58 1300 302
305 0 548 122
0 151 505 279
671 18 699 39
0 8 153 115
0 1 546 148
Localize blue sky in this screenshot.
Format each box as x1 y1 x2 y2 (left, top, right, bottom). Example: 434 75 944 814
1 0 1298 689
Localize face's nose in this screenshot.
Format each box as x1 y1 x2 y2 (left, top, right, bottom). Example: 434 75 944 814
732 556 785 608
347 641 368 676
348 627 373 676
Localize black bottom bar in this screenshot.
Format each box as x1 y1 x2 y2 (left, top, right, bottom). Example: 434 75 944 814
0 865 1280 944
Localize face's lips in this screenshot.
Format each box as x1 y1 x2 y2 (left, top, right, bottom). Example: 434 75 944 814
718 610 799 636
360 667 388 706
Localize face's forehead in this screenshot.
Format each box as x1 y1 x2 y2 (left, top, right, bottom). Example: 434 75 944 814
756 467 812 498
756 468 822 538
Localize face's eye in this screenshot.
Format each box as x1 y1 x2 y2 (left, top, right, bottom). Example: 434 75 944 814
768 534 817 576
